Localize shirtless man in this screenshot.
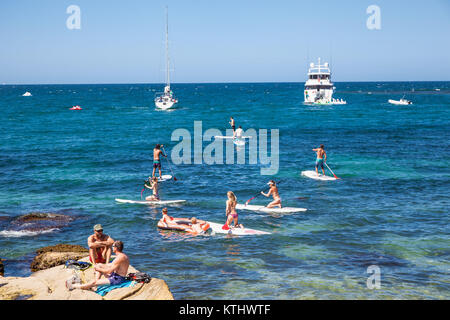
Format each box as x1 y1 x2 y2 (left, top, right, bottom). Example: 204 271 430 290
152 144 167 179
234 125 244 139
313 144 327 175
229 117 235 135
67 240 130 291
188 217 209 234
261 180 282 208
144 177 160 201
88 224 114 265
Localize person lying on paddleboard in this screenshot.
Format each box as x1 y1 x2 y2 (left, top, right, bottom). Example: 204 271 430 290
66 240 130 291
144 177 160 201
261 180 282 208
223 191 243 230
312 144 327 175
88 224 114 265
152 144 167 179
187 217 210 235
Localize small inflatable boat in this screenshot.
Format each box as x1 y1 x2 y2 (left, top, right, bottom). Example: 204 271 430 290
388 98 412 105
70 105 82 110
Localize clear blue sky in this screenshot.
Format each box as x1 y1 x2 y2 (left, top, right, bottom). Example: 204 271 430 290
1 0 449 84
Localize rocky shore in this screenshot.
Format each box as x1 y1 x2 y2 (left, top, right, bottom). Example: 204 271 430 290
0 244 174 300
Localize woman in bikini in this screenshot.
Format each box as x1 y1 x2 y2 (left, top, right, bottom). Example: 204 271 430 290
261 180 282 208
224 191 242 229
145 177 160 201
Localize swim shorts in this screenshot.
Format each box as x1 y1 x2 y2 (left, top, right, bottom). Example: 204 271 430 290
315 158 324 169
153 161 161 169
108 272 127 285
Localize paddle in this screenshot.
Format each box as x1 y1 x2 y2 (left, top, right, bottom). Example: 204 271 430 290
141 179 151 200
325 163 340 179
245 180 282 205
162 146 178 181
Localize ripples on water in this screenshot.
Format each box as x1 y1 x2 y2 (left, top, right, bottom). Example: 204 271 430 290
0 82 449 299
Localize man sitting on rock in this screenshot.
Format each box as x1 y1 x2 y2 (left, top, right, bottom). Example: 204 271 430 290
66 240 130 291
88 224 114 265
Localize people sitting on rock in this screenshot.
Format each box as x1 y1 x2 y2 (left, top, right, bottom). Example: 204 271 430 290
87 224 114 265
66 240 130 291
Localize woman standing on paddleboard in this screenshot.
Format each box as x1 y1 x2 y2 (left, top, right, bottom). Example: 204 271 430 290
261 180 282 208
224 191 242 230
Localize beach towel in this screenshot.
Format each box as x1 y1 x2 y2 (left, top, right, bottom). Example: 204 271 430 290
95 280 135 297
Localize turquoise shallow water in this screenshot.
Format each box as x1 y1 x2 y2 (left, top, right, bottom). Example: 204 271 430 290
0 82 449 299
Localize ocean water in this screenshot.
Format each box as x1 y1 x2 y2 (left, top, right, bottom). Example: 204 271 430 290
0 82 449 299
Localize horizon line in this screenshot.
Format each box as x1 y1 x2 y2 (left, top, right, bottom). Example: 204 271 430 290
2 80 449 86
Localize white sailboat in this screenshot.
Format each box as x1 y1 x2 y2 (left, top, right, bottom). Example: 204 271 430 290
155 7 178 110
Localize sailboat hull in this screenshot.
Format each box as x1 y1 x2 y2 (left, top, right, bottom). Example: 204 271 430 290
155 99 176 110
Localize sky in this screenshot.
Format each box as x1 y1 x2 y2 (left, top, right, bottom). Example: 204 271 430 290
0 0 449 84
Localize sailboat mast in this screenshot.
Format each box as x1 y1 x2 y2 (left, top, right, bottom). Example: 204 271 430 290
165 6 170 88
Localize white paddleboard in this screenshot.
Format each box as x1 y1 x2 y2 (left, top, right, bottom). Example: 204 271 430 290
207 221 270 235
301 170 337 181
214 136 252 139
157 175 173 182
233 138 245 146
236 204 307 213
115 198 186 205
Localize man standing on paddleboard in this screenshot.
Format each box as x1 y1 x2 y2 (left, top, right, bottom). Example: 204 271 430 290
152 144 167 179
229 117 235 135
313 144 327 176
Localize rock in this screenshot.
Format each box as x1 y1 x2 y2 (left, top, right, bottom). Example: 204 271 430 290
0 258 4 277
31 244 89 272
0 249 174 300
5 212 74 235
16 212 71 223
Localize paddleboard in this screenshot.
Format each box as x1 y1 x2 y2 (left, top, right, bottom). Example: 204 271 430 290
207 221 270 235
301 170 337 181
214 136 252 139
115 198 186 205
233 138 245 146
157 174 173 182
236 204 307 213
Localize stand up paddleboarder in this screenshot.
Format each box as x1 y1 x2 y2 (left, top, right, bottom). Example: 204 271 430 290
152 144 167 179
312 144 327 176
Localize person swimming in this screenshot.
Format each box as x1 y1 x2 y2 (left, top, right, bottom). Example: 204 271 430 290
261 180 282 208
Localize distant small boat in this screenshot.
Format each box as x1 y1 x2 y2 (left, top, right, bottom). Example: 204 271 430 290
22 92 32 97
70 105 82 110
388 98 412 105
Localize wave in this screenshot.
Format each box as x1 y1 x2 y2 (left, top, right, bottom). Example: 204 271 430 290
0 228 59 238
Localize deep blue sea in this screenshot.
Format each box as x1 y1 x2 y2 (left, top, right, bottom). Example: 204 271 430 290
0 82 449 299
